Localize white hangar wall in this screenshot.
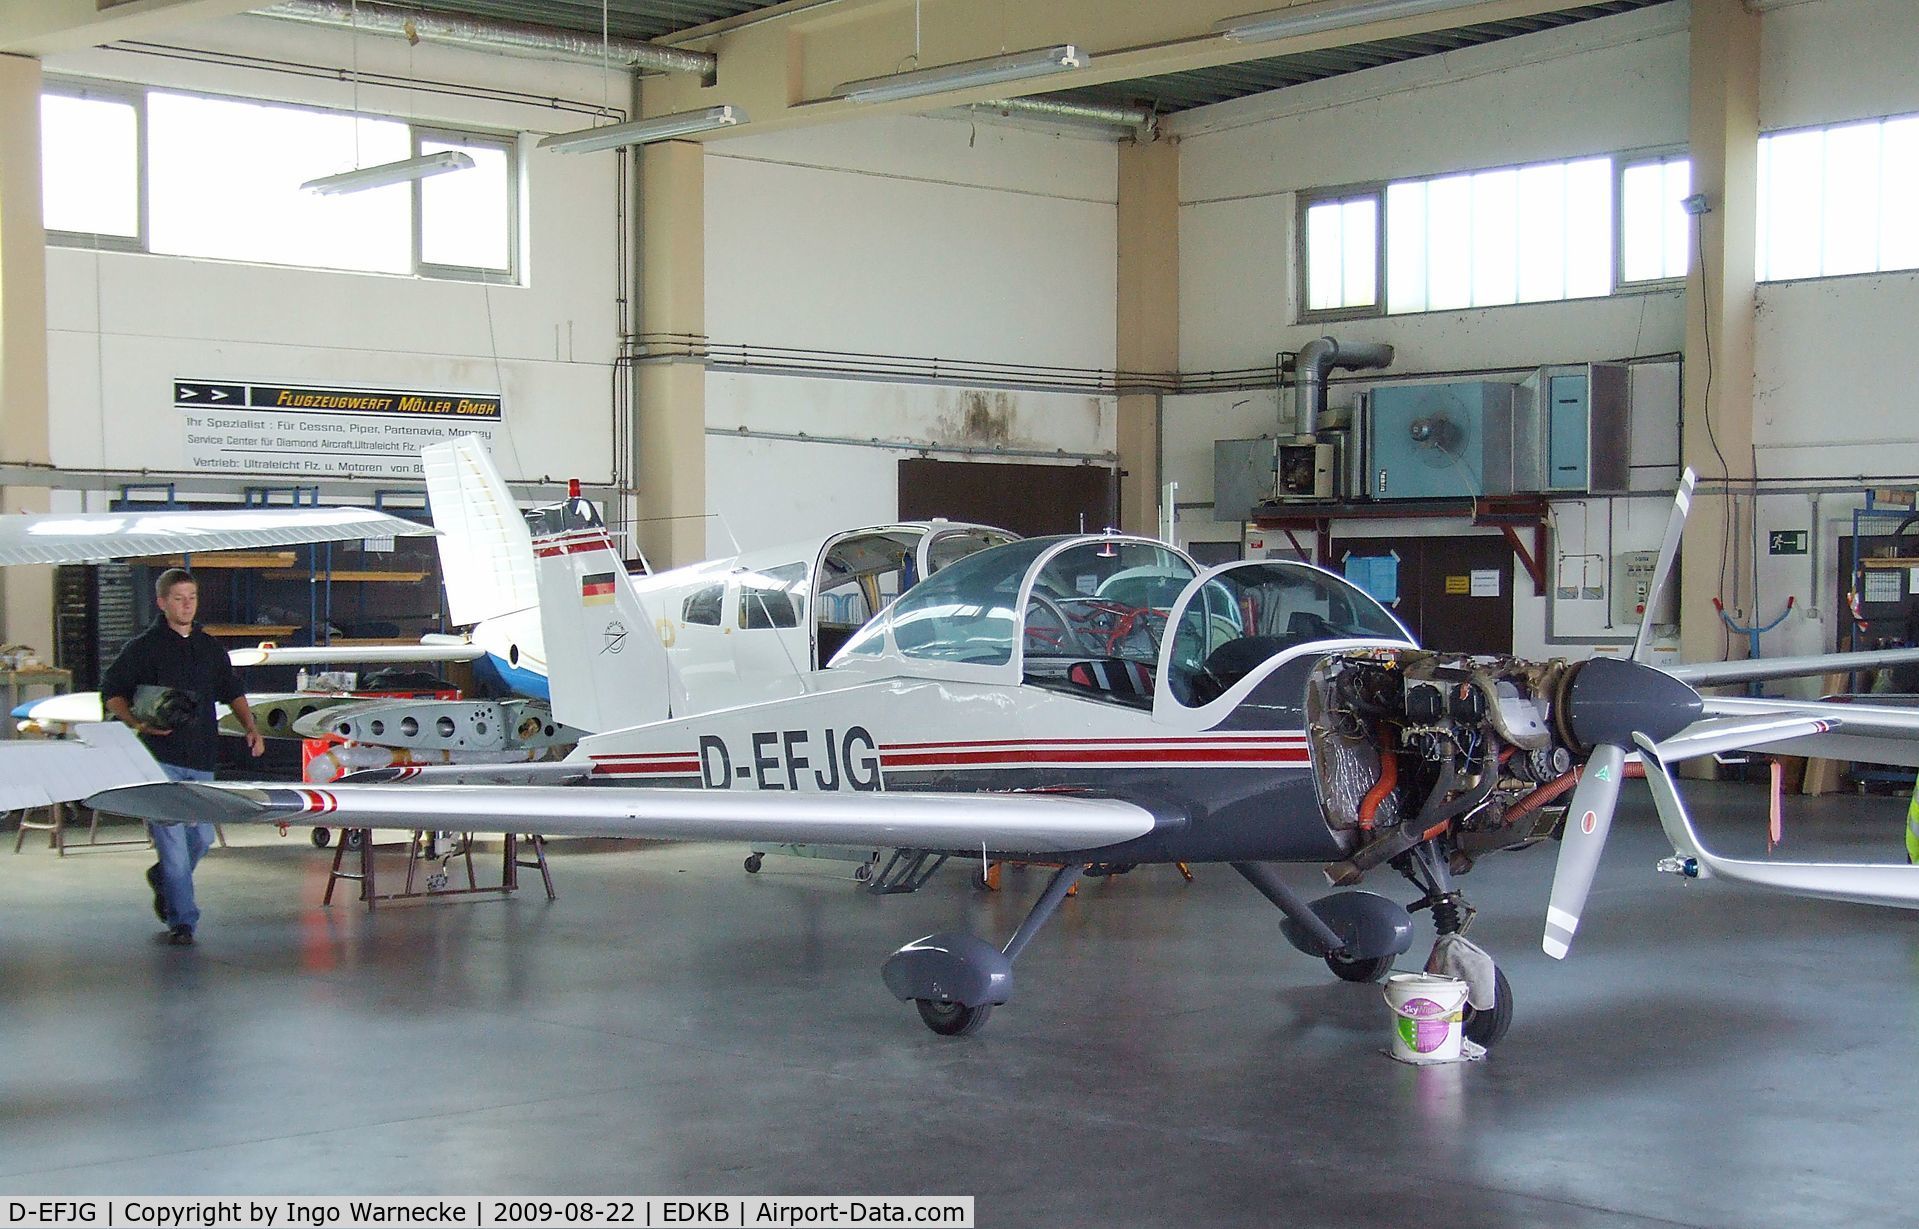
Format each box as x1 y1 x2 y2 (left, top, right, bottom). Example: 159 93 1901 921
1165 4 1691 660
40 14 623 498
1750 0 1919 666
699 115 1119 555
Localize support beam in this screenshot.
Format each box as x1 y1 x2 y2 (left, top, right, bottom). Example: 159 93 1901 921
644 0 1620 139
1115 137 1177 537
1 0 258 55
634 137 707 570
1679 0 1761 669
0 54 54 652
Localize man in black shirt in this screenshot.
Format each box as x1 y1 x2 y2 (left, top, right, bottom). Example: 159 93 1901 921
101 569 265 945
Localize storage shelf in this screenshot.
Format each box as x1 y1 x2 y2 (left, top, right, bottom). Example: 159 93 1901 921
204 623 299 637
260 570 430 582
131 552 297 568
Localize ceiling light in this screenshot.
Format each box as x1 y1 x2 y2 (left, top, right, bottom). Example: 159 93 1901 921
537 105 746 154
837 45 1088 104
1216 0 1481 43
301 150 475 195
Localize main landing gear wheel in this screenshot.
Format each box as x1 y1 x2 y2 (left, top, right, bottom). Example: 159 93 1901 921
915 999 993 1037
1325 952 1394 983
1463 965 1513 1048
743 853 764 874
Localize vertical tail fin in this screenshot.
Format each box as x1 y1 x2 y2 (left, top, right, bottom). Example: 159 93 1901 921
422 436 539 626
530 496 673 733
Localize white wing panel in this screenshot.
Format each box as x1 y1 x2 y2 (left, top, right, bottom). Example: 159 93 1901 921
1669 647 1919 687
0 723 168 809
88 781 1161 854
228 643 484 667
421 436 539 625
0 508 431 566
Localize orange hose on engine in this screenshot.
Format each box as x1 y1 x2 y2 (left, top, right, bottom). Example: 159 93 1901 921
1357 743 1398 832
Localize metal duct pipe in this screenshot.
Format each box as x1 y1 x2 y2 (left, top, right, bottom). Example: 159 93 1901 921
968 97 1157 137
258 0 717 78
1294 336 1394 436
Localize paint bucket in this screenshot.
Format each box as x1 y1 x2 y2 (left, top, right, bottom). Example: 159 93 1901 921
1383 972 1469 1064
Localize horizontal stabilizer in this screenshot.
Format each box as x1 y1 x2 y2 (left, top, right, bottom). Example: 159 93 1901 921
0 723 167 810
88 780 1163 854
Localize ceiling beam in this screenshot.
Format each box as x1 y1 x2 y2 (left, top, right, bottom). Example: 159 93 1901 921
1 0 260 56
645 0 1614 138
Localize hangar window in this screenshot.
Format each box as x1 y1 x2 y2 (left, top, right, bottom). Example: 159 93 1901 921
40 82 142 248
1297 190 1381 319
1757 112 1919 282
1386 156 1613 313
41 79 519 283
1618 152 1691 285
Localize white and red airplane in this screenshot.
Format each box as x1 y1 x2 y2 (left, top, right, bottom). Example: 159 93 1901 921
78 471 1919 1043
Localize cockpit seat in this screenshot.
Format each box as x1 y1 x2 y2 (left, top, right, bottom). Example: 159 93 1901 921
1065 657 1156 703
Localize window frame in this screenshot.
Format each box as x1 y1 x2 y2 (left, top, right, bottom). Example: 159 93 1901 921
1294 183 1386 324
412 124 522 285
1755 109 1919 285
1615 145 1692 290
40 76 147 254
41 77 521 285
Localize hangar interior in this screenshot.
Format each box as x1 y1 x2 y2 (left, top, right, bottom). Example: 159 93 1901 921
2 0 1918 1223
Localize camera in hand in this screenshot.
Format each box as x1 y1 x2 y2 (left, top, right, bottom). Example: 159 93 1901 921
132 685 198 732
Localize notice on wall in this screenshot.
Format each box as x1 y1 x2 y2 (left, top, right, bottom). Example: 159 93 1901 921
175 379 501 480
1470 568 1501 598
1343 553 1399 605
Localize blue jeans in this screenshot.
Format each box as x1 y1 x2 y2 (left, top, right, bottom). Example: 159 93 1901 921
150 764 216 931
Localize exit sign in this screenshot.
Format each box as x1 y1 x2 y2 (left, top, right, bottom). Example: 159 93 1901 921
1768 530 1808 555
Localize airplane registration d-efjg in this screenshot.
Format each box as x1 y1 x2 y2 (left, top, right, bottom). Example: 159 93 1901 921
81 469 1919 1043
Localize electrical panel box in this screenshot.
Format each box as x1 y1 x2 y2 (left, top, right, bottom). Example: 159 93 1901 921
1363 381 1522 500
1610 549 1672 626
1515 363 1631 493
1213 438 1336 520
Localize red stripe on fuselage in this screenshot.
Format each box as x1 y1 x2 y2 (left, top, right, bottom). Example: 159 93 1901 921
880 747 1310 768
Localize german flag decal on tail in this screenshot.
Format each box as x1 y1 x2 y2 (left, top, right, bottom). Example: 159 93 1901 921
581 572 616 606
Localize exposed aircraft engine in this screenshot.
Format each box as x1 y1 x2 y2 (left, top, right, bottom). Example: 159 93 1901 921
1306 649 1593 881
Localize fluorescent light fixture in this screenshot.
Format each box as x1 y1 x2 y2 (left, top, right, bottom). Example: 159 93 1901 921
537 105 746 154
301 150 474 195
837 45 1088 104
1216 0 1481 43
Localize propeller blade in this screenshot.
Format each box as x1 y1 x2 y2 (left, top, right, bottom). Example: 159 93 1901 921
1543 743 1628 960
1631 467 1697 663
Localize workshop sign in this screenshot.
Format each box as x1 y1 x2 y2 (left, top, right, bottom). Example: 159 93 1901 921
175 379 502 479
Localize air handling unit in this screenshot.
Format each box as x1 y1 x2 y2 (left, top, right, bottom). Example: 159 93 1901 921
1362 381 1523 500
1513 363 1632 493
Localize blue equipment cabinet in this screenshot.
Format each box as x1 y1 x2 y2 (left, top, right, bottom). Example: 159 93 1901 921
1362 381 1521 500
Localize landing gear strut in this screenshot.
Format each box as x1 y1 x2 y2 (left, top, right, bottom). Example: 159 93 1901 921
1397 840 1512 1048
881 863 1084 1037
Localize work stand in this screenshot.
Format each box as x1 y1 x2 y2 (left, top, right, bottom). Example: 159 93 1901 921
323 830 556 908
12 802 153 857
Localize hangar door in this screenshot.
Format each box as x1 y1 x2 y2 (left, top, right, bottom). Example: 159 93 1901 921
899 459 1119 539
1328 534 1514 655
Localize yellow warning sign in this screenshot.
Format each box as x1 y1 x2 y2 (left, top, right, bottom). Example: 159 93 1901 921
1444 575 1470 595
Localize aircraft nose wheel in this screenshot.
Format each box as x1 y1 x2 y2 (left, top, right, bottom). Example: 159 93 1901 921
915 999 993 1036
1461 965 1513 1048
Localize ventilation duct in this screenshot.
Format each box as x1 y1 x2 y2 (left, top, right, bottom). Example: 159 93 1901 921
1294 336 1394 437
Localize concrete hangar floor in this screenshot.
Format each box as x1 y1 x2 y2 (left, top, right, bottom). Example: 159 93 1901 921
1 782 1915 1228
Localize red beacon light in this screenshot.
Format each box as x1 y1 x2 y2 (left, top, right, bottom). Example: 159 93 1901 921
568 478 582 499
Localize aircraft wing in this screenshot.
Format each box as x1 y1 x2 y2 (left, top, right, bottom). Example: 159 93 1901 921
87 781 1164 854
1637 734 1919 909
1697 695 1919 768
0 723 169 809
0 508 432 566
1667 646 1919 688
227 642 484 667
338 762 591 785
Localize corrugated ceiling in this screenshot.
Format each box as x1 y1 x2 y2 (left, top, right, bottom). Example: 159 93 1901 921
390 1 1671 114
